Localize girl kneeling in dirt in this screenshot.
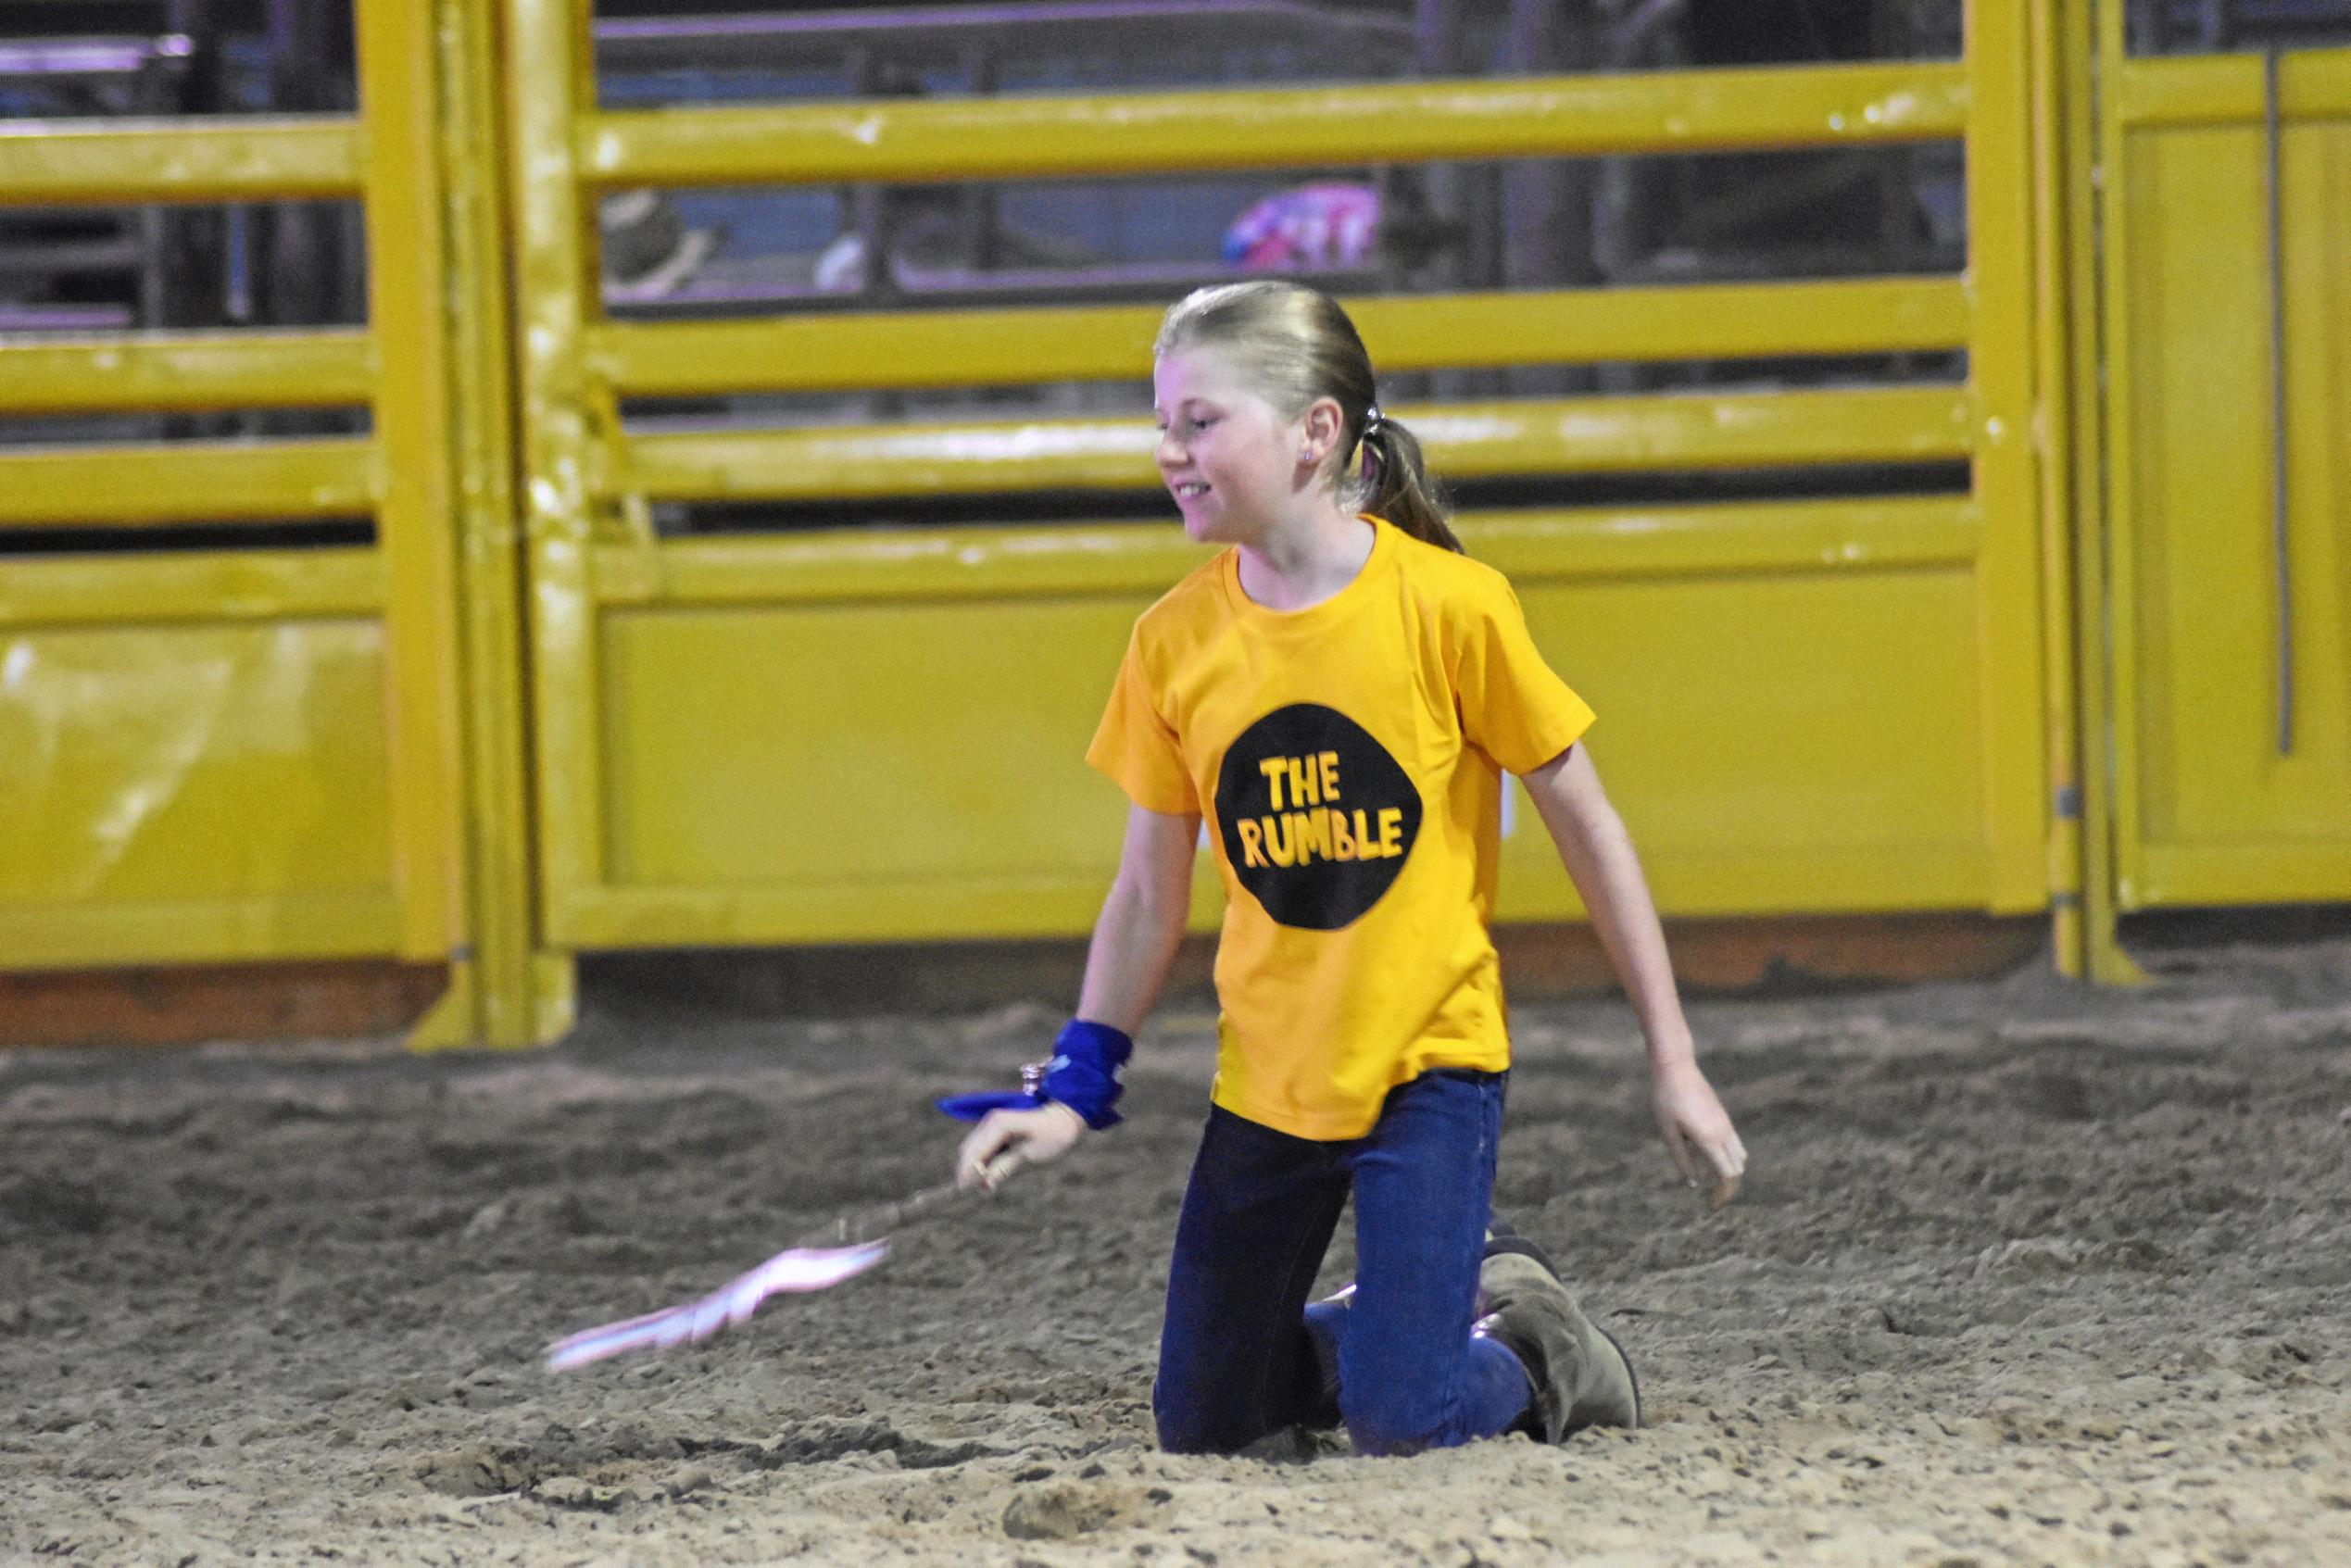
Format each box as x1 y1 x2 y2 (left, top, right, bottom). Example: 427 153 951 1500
943 280 1746 1458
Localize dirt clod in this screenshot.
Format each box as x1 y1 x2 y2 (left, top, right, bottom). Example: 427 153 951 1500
1002 1480 1150 1539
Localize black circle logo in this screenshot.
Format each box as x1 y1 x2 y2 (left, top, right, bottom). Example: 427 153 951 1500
1213 704 1422 931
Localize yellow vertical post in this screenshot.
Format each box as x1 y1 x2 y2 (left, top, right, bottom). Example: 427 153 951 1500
354 0 467 965
507 0 613 947
2076 0 2150 982
1966 0 2056 912
2028 0 2087 975
408 0 578 1047
2091 0 2147 917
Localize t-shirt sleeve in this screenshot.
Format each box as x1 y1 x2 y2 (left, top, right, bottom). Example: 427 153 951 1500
1452 578 1595 774
1085 628 1201 815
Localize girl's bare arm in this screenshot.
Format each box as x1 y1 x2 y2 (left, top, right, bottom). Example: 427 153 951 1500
1520 744 1748 1206
1075 804 1203 1032
956 804 1199 1185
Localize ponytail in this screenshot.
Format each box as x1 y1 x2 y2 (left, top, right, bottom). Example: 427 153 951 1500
1356 410 1462 555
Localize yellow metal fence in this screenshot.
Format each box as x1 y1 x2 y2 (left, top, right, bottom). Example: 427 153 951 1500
511 0 2050 958
0 0 561 1045
2 0 2344 1046
0 35 423 965
2094 37 2351 913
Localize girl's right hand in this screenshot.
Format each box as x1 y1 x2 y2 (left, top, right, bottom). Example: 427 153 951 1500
956 1102 1086 1190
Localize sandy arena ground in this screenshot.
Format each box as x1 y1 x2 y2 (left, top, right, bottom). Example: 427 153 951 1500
5 933 2349 1567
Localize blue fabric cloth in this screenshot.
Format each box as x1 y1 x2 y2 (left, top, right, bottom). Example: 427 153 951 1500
935 1019 1133 1130
1151 1069 1531 1456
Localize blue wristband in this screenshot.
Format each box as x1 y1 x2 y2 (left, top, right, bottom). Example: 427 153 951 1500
935 1019 1133 1132
933 1089 1043 1121
1037 1019 1133 1130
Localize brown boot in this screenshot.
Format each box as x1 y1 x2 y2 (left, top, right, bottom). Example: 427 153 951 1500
1472 1246 1641 1441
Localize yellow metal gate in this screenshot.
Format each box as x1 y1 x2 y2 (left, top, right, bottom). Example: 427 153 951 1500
0 0 560 1045
2092 15 2351 911
37 0 2338 1044
508 0 2058 960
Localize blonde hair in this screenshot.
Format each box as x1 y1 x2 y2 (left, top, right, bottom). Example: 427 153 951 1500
1153 280 1462 554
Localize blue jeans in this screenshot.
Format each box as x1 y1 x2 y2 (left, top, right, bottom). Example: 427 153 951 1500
1152 1069 1533 1456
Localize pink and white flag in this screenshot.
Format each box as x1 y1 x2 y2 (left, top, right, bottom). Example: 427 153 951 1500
546 1240 888 1372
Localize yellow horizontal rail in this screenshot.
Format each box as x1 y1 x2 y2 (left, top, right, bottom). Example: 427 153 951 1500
595 519 1203 605
583 61 1968 188
593 495 1979 607
593 277 1970 398
550 838 2003 950
2131 845 2351 909
1467 495 1979 578
0 891 405 972
0 439 378 527
1414 386 1974 472
551 878 1157 951
0 330 375 414
2115 46 2351 127
623 386 1972 502
0 546 383 627
0 118 366 206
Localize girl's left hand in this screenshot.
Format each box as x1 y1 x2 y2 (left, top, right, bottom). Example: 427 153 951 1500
1650 1058 1747 1210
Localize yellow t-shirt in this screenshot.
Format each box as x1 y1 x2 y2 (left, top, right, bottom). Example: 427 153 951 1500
1086 517 1595 1140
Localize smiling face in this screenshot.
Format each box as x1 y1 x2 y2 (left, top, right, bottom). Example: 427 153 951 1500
1152 345 1314 546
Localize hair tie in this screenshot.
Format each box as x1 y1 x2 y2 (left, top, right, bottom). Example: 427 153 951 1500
1358 406 1385 483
